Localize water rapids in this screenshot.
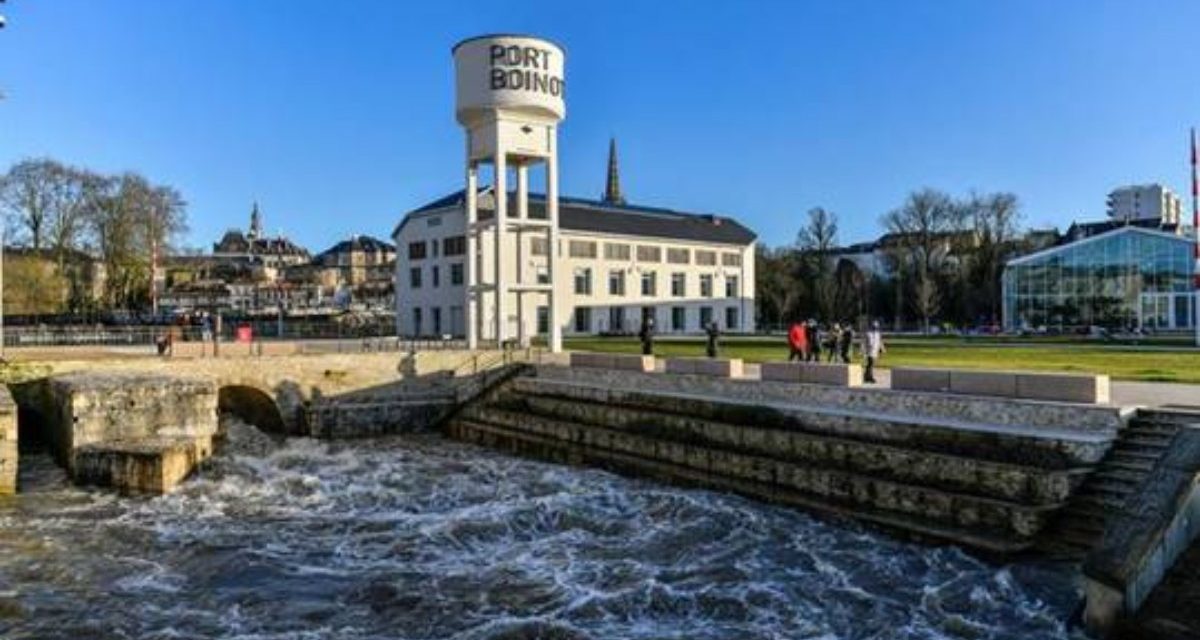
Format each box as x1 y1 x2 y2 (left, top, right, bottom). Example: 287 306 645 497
0 420 1085 639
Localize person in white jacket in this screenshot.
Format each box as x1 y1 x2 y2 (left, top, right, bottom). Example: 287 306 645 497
863 321 885 384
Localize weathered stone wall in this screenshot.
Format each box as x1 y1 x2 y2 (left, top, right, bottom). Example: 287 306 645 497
449 365 1120 553
0 386 15 495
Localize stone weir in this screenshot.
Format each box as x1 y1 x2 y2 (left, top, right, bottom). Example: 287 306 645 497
447 365 1127 553
10 372 218 494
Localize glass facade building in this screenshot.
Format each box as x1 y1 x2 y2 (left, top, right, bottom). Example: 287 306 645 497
1002 227 1195 331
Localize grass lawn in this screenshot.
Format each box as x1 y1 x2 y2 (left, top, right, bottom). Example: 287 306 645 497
563 336 1200 384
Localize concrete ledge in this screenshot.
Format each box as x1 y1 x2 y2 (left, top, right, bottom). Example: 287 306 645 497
664 357 744 378
614 354 655 372
892 367 951 393
569 352 614 369
759 361 861 387
1017 373 1110 404
950 370 1017 397
169 341 214 358
0 387 15 495
257 342 299 357
73 435 213 494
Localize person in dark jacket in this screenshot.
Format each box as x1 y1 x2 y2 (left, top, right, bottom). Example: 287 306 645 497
639 317 655 356
805 320 821 362
839 323 854 364
705 321 720 358
825 323 841 363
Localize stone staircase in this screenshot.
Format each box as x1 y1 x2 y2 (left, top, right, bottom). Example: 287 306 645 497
1041 409 1199 556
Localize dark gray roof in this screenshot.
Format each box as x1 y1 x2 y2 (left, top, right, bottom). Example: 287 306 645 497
317 235 395 259
398 189 756 245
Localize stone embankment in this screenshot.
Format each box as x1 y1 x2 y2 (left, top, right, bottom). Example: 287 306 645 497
0 387 15 495
449 364 1125 553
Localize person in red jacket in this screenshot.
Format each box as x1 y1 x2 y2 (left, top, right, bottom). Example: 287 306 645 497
787 322 808 361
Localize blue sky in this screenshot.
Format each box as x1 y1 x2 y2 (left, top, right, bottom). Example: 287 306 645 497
2 1 1198 251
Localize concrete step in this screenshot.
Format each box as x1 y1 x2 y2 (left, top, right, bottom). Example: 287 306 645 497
1125 424 1181 438
1120 436 1175 449
1093 468 1151 484
1105 458 1156 473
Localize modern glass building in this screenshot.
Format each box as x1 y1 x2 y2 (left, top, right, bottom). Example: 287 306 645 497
1002 226 1196 331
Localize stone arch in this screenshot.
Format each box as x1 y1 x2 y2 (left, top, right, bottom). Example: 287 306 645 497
218 385 286 434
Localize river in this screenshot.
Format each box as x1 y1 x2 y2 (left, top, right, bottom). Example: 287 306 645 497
0 421 1084 639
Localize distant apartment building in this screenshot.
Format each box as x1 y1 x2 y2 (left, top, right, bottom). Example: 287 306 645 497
1106 184 1182 226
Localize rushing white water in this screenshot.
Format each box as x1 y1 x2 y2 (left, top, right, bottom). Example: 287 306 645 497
0 421 1085 639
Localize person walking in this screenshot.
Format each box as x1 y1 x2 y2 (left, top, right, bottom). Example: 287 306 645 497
863 320 885 383
839 322 854 364
787 321 807 361
705 321 720 358
825 323 841 363
805 319 821 362
639 317 656 356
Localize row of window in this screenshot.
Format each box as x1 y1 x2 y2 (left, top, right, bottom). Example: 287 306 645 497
409 263 465 289
409 236 742 268
405 304 741 337
568 240 741 266
573 269 739 299
573 305 740 332
409 236 467 261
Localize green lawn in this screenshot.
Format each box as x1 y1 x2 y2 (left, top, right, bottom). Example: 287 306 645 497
564 336 1200 384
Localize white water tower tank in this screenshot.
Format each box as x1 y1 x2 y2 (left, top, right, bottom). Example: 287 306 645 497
453 34 565 128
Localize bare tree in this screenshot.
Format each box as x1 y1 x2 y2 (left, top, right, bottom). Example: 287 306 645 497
966 191 1021 323
0 158 60 249
796 207 839 321
881 189 962 332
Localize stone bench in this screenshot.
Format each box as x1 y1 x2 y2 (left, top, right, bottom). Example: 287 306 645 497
892 367 1110 404
664 357 744 378
569 352 655 373
759 361 863 387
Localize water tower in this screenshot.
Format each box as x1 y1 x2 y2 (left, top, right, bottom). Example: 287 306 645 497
453 34 565 352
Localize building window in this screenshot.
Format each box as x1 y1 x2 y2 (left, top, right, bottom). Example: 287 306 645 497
574 268 592 295
608 307 626 332
450 263 464 285
443 236 466 256
700 306 713 328
408 242 427 260
637 245 662 262
574 307 592 333
431 266 440 288
531 237 548 256
604 242 631 261
671 306 686 331
725 275 739 298
431 239 440 257
432 307 443 335
410 267 422 288
609 270 626 296
569 240 597 258
641 271 657 296
412 307 423 336
700 274 713 297
671 273 686 297
725 307 739 330
667 248 690 264
722 252 742 267
696 250 717 266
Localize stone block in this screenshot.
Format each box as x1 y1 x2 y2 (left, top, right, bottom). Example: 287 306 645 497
216 342 254 358
257 341 299 357
0 441 16 495
891 367 951 392
569 352 614 369
949 370 1017 397
665 357 743 378
1082 578 1124 639
760 362 804 383
73 435 213 494
612 354 655 372
801 363 862 387
1015 373 1110 404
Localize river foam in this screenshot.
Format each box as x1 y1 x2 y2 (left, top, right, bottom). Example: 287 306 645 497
0 421 1084 639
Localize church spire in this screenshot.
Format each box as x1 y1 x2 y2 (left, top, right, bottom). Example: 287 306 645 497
603 137 626 206
249 201 263 240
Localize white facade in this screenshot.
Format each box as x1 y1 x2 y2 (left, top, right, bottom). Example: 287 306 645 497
393 192 757 340
1107 184 1182 225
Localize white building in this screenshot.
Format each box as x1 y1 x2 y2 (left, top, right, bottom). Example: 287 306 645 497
1107 184 1182 225
392 148 757 341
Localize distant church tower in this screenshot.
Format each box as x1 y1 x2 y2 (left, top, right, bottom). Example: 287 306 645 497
602 137 626 206
249 202 263 240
